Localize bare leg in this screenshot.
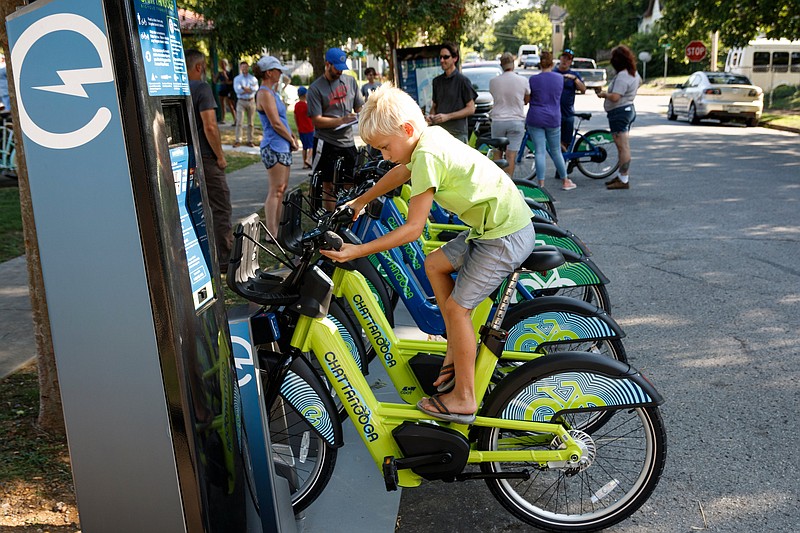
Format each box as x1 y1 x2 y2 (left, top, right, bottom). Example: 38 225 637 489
264 163 290 238
425 249 456 388
614 131 631 178
505 149 517 176
419 296 478 415
322 181 336 212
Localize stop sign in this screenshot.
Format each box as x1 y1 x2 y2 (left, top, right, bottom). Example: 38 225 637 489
685 40 707 62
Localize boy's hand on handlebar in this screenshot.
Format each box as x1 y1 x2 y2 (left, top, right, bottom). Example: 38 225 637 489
320 242 360 263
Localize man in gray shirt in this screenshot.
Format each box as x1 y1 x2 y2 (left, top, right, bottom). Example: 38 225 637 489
307 47 364 210
428 42 478 143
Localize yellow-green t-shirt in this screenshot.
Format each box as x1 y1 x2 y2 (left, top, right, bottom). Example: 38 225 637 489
407 126 531 241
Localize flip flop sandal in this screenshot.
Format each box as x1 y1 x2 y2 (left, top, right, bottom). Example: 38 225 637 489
416 394 476 425
435 363 455 393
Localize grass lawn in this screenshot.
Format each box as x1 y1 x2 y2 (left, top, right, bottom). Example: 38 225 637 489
0 187 23 262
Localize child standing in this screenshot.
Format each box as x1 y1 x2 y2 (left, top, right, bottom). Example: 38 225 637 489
320 84 535 423
294 86 315 169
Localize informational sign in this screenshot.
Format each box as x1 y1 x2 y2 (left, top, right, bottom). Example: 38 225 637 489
170 145 213 309
685 40 707 62
393 44 445 113
134 0 189 96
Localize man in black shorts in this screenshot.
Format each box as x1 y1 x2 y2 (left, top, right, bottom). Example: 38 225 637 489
307 47 365 210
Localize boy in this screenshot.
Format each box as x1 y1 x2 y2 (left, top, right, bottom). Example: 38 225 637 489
360 67 382 100
320 84 535 423
294 86 315 169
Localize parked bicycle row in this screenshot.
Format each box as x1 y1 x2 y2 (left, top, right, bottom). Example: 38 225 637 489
226 83 666 532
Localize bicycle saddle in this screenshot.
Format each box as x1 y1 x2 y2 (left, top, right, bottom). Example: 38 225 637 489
476 136 510 150
519 245 565 272
575 112 592 120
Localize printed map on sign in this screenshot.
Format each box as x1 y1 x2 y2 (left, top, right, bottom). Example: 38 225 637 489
134 0 189 96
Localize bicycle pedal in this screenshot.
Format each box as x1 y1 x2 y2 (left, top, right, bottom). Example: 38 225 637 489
382 456 399 492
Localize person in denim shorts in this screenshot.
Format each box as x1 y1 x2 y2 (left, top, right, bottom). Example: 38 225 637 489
255 56 298 237
596 45 642 190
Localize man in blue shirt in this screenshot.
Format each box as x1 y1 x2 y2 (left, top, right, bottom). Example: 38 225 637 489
555 49 585 150
233 61 259 147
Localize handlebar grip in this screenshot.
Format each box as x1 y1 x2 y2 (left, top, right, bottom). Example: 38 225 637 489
322 231 343 251
332 206 355 223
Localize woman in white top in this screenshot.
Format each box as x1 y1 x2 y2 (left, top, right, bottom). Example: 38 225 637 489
596 45 642 190
489 52 530 176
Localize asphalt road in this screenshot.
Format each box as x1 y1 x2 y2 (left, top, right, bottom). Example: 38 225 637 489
395 95 800 532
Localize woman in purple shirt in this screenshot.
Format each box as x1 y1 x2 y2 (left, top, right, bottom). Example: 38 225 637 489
525 50 576 191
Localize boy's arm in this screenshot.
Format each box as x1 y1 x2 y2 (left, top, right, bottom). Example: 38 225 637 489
321 189 434 263
348 164 412 216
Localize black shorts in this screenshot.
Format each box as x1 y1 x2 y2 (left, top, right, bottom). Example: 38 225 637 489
311 138 358 184
607 105 636 133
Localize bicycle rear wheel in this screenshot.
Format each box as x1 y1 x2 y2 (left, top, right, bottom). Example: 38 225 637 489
574 130 619 179
478 387 666 531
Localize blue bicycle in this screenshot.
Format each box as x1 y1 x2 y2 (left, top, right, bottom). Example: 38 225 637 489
516 113 619 180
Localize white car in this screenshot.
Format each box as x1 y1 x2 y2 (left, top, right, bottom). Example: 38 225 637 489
668 71 763 127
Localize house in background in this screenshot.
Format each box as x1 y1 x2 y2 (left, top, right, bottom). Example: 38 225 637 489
639 0 663 33
550 4 568 56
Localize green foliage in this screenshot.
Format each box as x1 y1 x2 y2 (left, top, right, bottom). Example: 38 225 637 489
492 9 530 55
660 0 800 47
515 10 551 49
558 0 649 58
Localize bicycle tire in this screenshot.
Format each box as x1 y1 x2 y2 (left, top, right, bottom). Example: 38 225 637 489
575 130 619 179
477 371 666 531
267 387 338 513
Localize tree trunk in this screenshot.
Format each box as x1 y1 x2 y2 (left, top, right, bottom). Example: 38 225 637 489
0 0 65 434
308 41 325 83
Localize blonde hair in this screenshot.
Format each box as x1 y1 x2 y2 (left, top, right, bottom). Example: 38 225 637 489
359 83 427 146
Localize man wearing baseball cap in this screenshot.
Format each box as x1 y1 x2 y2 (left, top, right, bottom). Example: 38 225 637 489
555 49 586 150
306 47 364 210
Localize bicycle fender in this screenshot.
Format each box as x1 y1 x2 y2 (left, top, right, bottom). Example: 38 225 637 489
481 351 663 422
533 222 591 256
560 248 610 284
261 350 344 448
504 296 625 348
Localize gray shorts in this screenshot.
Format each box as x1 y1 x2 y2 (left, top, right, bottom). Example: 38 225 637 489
491 120 525 151
440 223 536 309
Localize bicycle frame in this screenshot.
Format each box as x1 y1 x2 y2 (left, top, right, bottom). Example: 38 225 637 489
287 272 660 489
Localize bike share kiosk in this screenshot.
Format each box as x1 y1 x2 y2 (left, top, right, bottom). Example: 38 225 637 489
7 1 288 530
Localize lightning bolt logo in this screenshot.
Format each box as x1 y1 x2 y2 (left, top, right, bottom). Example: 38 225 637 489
11 13 114 149
33 66 112 98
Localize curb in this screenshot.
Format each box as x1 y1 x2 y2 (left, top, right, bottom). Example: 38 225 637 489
762 122 800 134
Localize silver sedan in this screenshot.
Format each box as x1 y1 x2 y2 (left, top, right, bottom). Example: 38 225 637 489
667 71 763 127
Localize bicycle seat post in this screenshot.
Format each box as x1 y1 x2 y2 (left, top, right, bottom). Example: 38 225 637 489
490 271 520 330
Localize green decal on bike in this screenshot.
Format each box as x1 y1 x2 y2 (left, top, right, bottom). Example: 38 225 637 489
535 235 582 255
505 313 614 351
351 293 396 367
520 261 600 289
502 372 654 422
385 215 423 271
323 351 379 442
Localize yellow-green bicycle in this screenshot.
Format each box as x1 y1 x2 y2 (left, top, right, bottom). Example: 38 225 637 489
228 207 666 531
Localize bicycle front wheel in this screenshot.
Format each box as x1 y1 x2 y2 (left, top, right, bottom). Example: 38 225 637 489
268 394 338 512
478 396 666 531
575 130 619 179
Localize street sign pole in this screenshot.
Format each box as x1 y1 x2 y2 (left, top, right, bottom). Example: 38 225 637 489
662 44 671 82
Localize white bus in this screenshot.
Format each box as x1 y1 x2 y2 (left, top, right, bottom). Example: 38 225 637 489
724 38 800 92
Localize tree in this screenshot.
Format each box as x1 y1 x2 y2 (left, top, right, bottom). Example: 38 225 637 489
660 0 800 46
558 0 649 58
515 9 551 49
492 9 530 55
0 0 64 434
180 0 363 77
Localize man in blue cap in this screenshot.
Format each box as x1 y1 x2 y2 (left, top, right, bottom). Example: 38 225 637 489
306 47 364 210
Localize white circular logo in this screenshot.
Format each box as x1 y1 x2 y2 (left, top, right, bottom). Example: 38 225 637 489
11 13 114 150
